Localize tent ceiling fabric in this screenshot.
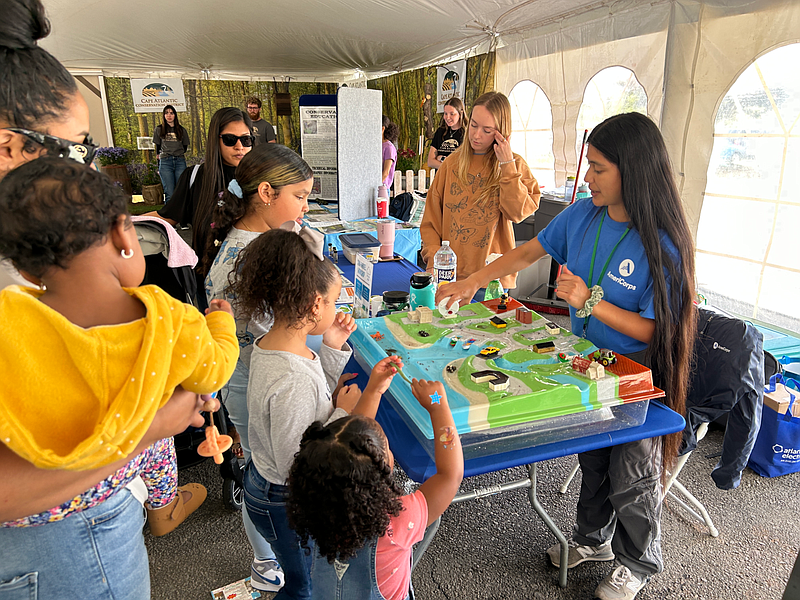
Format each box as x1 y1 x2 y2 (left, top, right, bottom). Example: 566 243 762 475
40 0 611 79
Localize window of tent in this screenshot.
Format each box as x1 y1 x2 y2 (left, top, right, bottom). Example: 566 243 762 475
574 66 648 186
696 43 800 332
508 80 555 191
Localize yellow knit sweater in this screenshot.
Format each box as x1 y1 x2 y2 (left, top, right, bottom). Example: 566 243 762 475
0 285 239 470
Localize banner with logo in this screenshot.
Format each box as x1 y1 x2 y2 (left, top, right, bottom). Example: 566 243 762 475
436 60 466 113
130 78 187 113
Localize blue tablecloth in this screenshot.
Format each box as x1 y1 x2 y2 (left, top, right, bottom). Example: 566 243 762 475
308 216 422 264
337 255 421 297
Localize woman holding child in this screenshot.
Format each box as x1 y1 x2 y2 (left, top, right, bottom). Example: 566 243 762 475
0 2 217 598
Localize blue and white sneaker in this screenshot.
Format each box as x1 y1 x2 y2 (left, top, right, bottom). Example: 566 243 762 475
250 559 285 592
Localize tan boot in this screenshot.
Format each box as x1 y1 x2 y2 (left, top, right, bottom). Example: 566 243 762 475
146 483 207 537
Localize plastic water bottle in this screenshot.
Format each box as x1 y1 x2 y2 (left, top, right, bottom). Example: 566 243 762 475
433 241 457 288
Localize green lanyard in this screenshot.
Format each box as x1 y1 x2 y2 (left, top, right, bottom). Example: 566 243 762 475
583 208 630 336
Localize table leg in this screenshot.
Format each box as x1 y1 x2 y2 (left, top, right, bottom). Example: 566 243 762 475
527 463 569 588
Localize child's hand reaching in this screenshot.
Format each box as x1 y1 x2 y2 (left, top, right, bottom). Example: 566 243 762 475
411 379 449 412
335 383 362 413
366 356 404 396
206 299 234 318
323 312 356 350
333 372 358 399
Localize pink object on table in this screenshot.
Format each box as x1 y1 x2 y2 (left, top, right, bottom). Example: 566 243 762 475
377 184 390 218
377 218 395 259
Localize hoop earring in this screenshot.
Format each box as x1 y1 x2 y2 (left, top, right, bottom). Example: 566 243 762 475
121 248 134 259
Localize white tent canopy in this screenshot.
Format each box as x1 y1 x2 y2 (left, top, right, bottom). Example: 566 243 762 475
42 0 800 329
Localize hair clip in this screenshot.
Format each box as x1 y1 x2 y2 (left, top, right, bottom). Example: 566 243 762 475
278 221 325 261
227 179 244 199
217 199 225 207
214 239 222 247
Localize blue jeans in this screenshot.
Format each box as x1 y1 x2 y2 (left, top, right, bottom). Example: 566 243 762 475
0 488 149 600
244 464 313 600
224 359 277 563
158 155 187 203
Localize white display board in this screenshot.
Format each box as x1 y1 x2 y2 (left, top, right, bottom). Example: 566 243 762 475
336 87 382 221
300 104 338 200
130 78 187 113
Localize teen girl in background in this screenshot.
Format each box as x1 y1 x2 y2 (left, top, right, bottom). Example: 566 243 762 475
427 97 466 169
152 104 189 203
156 107 253 307
382 115 399 190
437 112 696 600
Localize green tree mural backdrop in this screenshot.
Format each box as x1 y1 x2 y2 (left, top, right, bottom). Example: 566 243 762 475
104 78 338 161
368 52 496 170
104 52 495 167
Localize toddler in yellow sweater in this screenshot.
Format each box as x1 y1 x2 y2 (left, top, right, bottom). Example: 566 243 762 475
0 157 239 533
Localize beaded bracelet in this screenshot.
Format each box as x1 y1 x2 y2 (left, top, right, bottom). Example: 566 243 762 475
498 159 515 166
576 285 604 318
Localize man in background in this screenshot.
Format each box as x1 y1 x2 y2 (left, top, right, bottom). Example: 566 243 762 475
246 96 277 145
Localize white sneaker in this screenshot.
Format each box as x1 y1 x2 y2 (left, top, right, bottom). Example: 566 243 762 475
546 540 615 568
594 564 649 600
250 559 284 592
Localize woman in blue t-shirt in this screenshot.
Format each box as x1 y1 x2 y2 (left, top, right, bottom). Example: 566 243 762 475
436 112 696 600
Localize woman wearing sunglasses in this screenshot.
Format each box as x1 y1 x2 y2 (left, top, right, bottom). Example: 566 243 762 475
155 107 254 305
0 1 212 598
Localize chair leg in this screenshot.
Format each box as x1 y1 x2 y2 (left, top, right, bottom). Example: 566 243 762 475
667 480 720 537
664 422 718 537
559 458 580 494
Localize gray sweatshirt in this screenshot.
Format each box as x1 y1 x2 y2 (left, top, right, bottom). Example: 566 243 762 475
247 342 351 484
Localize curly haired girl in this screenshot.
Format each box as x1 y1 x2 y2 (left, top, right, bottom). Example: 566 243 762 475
287 379 464 600
232 226 403 600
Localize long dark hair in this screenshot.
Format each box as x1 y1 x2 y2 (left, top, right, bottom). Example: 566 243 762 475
157 104 183 139
588 112 696 469
287 416 404 563
0 0 78 130
203 143 312 273
192 107 252 259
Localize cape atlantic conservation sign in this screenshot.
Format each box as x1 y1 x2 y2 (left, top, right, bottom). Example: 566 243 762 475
130 78 187 113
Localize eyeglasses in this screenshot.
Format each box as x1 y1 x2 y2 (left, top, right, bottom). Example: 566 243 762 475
4 127 97 166
219 134 254 147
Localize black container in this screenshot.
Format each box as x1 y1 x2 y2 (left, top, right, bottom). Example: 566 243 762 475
383 290 410 312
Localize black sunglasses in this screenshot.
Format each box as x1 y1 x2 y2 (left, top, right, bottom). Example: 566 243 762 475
219 133 254 148
4 128 97 166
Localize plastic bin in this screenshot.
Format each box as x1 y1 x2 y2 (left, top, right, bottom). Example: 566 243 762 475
341 233 380 264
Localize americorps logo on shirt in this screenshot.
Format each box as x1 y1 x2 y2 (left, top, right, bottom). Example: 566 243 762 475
604 258 637 291
619 259 635 277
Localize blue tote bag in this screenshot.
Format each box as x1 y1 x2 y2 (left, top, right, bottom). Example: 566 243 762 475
749 375 800 477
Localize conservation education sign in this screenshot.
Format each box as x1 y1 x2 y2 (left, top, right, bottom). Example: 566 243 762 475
436 60 466 113
130 78 187 113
